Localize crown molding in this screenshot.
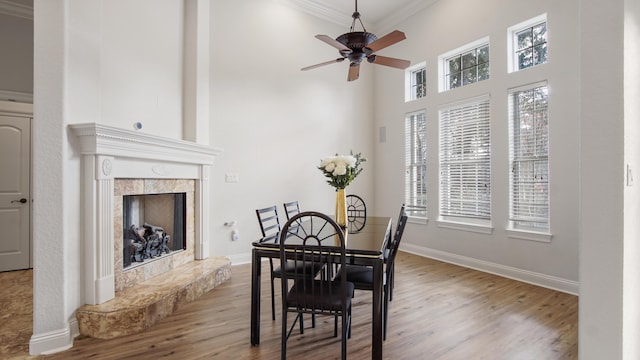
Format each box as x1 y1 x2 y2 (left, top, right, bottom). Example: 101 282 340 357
278 0 438 33
277 0 349 28
374 0 438 33
0 0 33 20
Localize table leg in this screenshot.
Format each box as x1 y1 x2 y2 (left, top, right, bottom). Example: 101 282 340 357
372 259 383 359
251 249 261 345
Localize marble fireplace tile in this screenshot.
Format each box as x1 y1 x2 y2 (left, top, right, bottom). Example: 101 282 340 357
77 256 231 339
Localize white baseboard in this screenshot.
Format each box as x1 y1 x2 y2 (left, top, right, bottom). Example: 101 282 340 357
29 325 74 355
227 252 252 265
401 243 579 296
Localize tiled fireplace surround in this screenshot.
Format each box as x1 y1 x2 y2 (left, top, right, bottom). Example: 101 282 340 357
70 123 230 339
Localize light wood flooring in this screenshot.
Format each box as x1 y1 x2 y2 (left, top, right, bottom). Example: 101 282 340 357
1 251 578 359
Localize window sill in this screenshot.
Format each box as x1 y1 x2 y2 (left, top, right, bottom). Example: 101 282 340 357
436 217 493 234
506 228 552 243
407 216 428 225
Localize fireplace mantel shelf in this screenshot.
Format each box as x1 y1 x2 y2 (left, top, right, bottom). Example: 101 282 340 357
70 123 223 165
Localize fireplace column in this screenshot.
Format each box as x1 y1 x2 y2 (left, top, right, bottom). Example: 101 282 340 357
83 155 115 305
195 165 210 260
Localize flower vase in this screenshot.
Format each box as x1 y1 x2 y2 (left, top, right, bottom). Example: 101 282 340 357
335 188 347 230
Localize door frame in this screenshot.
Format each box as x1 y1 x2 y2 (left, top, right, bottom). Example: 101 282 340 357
0 100 33 269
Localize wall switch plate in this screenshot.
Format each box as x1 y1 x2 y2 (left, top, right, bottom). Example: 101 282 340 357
225 173 239 183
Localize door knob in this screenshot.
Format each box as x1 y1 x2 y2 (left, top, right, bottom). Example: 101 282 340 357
11 198 27 204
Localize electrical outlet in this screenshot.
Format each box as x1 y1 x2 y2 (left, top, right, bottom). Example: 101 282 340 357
225 173 239 183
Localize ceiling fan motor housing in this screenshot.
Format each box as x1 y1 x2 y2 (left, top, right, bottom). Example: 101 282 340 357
336 31 378 64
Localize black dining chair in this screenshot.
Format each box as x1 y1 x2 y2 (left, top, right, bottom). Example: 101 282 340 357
283 201 300 220
255 205 284 321
346 194 366 233
337 205 408 340
387 203 406 301
278 211 354 360
256 205 324 322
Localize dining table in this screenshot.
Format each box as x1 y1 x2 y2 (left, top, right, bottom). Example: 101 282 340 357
250 215 393 359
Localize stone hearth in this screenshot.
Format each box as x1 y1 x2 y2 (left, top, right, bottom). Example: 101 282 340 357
76 256 231 339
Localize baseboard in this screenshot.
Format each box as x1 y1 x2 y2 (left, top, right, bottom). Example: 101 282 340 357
226 252 252 265
401 243 579 296
29 325 74 355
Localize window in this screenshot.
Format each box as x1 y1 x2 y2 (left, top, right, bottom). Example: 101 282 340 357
509 14 548 72
439 97 491 222
405 110 427 218
508 83 549 231
439 38 490 91
405 62 426 101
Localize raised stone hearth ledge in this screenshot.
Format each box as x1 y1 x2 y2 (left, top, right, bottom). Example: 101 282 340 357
76 256 231 339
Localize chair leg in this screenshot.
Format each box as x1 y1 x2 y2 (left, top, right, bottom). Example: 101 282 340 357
270 273 276 321
341 312 348 360
383 285 390 341
281 309 287 360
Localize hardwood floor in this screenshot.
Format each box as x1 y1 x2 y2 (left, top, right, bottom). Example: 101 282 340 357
3 252 578 359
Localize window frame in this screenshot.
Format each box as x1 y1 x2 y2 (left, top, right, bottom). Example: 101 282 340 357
437 95 492 234
507 81 552 242
438 37 490 92
405 62 427 102
507 14 548 73
404 110 428 220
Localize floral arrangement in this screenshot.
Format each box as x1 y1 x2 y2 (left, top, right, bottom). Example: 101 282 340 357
318 151 366 190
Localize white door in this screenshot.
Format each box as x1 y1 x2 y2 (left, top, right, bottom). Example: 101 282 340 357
0 114 31 272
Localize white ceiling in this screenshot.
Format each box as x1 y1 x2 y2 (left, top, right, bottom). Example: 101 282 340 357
280 0 439 32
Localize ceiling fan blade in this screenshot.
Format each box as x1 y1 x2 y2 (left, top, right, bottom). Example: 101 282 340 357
315 34 351 53
301 58 345 71
365 30 406 53
369 55 411 69
347 63 360 82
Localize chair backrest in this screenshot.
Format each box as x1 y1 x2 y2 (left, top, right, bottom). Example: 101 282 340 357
346 194 367 233
279 211 349 314
255 205 281 242
386 207 408 271
283 201 301 220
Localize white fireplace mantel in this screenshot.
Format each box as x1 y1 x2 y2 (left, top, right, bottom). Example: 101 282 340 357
70 123 223 305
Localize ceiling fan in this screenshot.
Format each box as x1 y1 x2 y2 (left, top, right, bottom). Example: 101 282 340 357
301 0 411 82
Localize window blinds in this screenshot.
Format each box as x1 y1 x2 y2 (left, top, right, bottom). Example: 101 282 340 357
439 97 491 219
509 84 549 229
405 111 427 217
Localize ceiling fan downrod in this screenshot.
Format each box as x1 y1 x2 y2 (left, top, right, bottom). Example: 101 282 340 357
349 0 366 32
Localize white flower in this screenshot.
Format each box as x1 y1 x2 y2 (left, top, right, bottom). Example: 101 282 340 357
333 163 347 176
342 155 357 167
324 161 336 172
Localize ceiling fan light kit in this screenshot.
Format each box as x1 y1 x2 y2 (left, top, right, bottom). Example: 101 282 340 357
301 0 411 81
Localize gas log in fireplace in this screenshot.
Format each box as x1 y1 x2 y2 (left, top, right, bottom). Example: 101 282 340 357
122 193 186 269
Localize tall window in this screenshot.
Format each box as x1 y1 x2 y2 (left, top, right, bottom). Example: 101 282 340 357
509 14 548 72
405 62 426 101
509 83 549 230
439 38 490 91
405 111 427 218
439 97 491 220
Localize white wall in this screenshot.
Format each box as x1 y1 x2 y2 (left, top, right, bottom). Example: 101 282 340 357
623 0 640 357
373 0 579 292
208 0 376 262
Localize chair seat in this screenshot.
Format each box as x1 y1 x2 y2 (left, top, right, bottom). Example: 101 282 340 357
273 260 323 278
287 279 355 311
340 264 386 290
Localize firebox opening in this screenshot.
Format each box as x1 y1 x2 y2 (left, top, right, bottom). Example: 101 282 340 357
122 192 187 269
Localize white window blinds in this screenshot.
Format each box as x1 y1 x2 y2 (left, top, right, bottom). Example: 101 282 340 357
509 84 549 230
405 111 427 217
439 97 491 220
